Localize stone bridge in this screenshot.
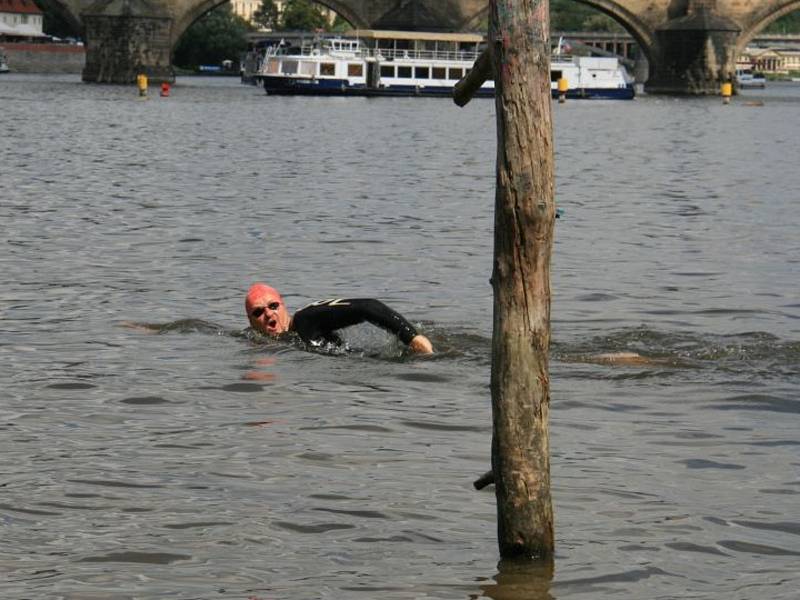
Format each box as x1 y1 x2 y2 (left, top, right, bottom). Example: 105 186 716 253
43 0 800 93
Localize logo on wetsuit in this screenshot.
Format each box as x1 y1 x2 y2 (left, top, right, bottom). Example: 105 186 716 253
302 298 352 309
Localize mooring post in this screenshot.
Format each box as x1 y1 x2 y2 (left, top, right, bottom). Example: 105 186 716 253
454 0 556 560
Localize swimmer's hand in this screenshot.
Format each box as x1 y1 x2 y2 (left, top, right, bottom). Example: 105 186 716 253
409 334 433 355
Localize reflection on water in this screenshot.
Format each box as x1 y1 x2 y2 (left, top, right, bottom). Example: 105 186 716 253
1 74 799 599
476 559 554 600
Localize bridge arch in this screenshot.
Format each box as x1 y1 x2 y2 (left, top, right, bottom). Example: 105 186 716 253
565 0 655 61
463 0 656 63
738 1 800 52
35 0 83 35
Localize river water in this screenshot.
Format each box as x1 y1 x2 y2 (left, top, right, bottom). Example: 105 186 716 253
1 74 799 599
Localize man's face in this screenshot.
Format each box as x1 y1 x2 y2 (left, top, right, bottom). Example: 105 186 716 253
246 284 291 336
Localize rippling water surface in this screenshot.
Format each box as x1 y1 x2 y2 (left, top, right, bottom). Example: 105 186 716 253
2 74 799 599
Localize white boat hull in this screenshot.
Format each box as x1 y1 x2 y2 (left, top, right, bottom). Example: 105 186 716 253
247 33 635 100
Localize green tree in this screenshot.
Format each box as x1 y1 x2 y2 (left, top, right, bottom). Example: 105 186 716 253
330 14 351 33
550 0 621 32
173 3 253 69
765 12 800 33
252 0 279 31
582 14 623 33
279 0 327 31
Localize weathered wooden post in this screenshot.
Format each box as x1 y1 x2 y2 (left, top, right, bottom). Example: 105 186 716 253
454 0 556 560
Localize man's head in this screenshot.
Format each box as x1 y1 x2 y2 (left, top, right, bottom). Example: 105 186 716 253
245 283 291 336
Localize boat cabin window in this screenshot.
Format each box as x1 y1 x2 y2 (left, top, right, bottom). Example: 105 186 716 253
330 39 359 53
282 60 298 75
320 62 335 76
551 70 562 82
448 67 463 80
380 65 395 78
347 63 363 77
415 66 430 79
417 40 436 56
459 42 479 55
432 67 446 79
397 66 412 78
265 59 280 74
438 41 456 57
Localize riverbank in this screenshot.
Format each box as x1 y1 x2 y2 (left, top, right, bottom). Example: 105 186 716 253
0 41 85 73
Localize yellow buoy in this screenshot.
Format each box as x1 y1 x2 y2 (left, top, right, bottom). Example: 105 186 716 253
721 81 732 104
557 77 568 104
137 73 148 97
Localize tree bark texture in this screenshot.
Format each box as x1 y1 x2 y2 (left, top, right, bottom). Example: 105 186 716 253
489 0 555 559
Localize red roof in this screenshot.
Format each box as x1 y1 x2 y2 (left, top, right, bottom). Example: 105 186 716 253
0 0 42 15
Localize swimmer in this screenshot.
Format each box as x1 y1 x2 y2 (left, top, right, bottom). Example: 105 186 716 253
245 283 434 355
570 351 674 367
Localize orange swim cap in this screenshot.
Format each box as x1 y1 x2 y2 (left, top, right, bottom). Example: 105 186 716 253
245 283 282 315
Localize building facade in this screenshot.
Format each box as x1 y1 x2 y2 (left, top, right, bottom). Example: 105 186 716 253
231 0 262 24
738 46 800 75
0 0 45 40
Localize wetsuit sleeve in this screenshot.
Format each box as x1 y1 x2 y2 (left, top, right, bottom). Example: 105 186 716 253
292 299 418 345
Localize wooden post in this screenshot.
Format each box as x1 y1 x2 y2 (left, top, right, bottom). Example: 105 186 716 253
490 0 555 560
456 0 555 559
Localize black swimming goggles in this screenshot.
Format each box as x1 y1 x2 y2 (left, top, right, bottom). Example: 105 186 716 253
251 301 280 318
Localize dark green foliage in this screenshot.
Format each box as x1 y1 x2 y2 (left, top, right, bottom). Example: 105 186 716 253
330 14 351 33
279 0 328 31
252 0 346 32
765 12 800 33
252 0 280 31
550 0 621 32
173 4 253 69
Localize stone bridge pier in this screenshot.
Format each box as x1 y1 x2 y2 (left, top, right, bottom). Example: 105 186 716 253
644 2 741 94
574 0 798 94
81 0 175 84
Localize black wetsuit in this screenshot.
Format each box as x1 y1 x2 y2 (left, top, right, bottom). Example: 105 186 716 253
290 298 418 347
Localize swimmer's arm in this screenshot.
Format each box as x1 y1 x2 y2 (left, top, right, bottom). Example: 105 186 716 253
295 299 433 354
350 299 433 354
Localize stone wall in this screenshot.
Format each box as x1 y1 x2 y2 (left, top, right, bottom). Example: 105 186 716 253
82 15 174 83
1 43 86 73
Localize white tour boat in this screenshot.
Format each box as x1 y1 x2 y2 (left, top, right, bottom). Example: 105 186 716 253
249 30 635 100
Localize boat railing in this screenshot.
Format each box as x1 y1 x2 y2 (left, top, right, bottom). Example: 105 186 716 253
261 41 481 63
373 48 481 62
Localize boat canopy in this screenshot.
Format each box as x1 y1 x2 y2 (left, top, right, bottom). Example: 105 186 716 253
344 30 484 43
